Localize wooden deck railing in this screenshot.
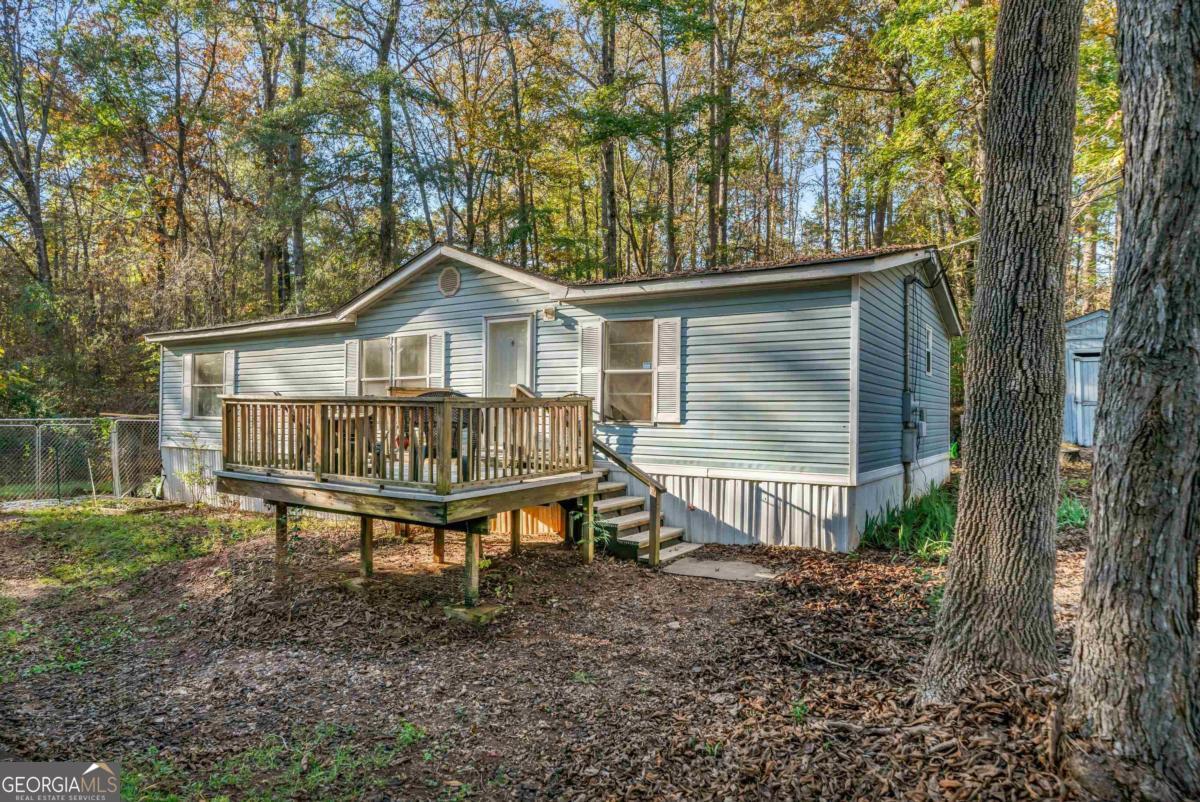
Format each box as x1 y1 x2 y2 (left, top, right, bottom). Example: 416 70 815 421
221 395 593 493
592 437 666 568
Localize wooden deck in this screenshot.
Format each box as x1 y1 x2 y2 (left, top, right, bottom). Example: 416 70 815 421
214 394 601 606
215 394 597 525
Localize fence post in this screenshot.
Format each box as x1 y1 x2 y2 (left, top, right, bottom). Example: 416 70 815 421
111 421 123 498
34 425 43 499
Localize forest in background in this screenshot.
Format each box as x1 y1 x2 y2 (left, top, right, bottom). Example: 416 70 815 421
0 0 1119 416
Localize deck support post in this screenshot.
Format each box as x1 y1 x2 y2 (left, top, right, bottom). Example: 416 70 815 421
359 516 374 577
394 521 411 541
433 526 445 563
510 509 522 555
557 498 577 546
463 517 487 607
646 489 661 568
580 494 595 564
273 502 289 590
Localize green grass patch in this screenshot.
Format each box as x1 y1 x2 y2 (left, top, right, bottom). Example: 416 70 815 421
861 485 956 562
122 721 427 801
1056 495 1089 529
862 487 1090 561
0 595 17 624
1 617 138 685
13 505 272 590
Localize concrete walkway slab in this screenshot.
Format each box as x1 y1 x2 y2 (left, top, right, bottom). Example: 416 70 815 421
663 558 779 583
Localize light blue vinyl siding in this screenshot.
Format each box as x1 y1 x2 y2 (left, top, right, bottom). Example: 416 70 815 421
161 332 347 448
1062 310 1107 445
160 260 853 474
568 285 852 475
857 264 952 473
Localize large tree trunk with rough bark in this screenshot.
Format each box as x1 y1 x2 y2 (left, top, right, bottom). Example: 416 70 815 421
1064 0 1200 797
919 0 1083 703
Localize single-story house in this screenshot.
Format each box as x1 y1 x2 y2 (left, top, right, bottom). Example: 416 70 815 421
1063 309 1109 448
145 242 962 554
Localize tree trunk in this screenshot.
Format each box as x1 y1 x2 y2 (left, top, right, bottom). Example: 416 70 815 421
968 0 989 188
24 176 52 288
286 0 308 311
705 0 718 267
658 11 677 272
1079 213 1098 311
1064 0 1200 795
838 137 849 249
821 143 832 251
600 7 618 278
919 0 1083 703
493 0 530 269
377 0 398 273
400 97 437 245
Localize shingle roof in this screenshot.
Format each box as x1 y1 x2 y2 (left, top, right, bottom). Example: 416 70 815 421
559 244 931 286
146 242 951 343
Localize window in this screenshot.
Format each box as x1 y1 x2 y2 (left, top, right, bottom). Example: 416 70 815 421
603 320 653 422
361 338 391 396
394 334 428 389
925 325 934 376
192 352 224 418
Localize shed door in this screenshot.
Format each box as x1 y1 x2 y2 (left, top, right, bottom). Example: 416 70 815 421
1073 355 1100 447
485 317 531 397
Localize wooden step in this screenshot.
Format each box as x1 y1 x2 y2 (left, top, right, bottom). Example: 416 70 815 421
601 509 663 532
618 526 684 549
639 542 703 564
594 495 643 514
596 481 626 496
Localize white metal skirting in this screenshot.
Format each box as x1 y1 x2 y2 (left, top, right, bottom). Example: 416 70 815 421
849 455 951 545
602 463 851 551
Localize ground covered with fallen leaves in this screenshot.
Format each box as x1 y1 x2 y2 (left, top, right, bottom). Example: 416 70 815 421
0 491 1092 801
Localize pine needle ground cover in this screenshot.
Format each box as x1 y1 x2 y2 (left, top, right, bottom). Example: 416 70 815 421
1 498 1095 800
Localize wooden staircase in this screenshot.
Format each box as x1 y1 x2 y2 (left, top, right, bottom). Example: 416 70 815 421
593 470 702 564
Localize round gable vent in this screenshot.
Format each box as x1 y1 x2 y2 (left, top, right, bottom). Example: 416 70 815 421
438 265 461 297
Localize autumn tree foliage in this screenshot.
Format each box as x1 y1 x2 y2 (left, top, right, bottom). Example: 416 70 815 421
0 0 1120 414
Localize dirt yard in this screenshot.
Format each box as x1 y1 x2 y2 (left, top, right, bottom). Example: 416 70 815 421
0 491 1092 801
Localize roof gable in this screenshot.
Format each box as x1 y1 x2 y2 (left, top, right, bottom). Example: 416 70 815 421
1066 309 1109 329
336 244 566 321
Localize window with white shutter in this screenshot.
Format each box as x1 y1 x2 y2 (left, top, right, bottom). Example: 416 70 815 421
344 339 361 395
578 322 603 415
223 350 237 396
181 352 194 420
360 338 391 396
427 332 446 388
652 317 681 423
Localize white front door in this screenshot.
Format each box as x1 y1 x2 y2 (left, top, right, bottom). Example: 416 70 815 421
485 317 531 397
1073 355 1100 447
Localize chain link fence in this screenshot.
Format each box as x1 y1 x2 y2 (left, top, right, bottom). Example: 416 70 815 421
0 418 161 503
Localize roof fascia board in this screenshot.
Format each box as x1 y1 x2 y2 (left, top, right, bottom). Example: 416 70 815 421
145 314 356 345
925 249 965 337
551 249 931 302
1066 309 1109 327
